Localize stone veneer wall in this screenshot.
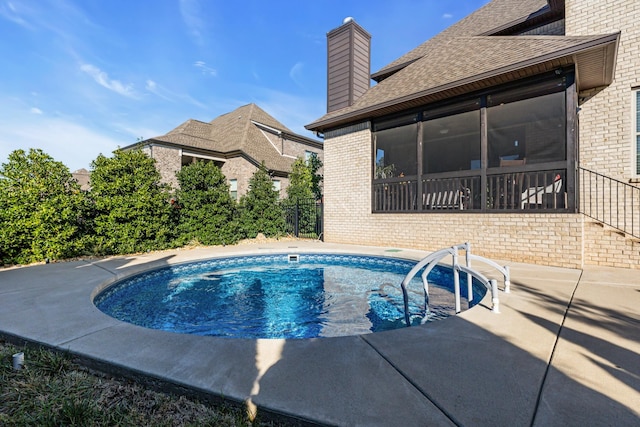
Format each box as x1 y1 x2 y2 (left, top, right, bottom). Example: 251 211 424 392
322 125 584 268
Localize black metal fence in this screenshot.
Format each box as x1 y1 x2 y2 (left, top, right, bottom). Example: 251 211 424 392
281 198 323 240
579 167 640 239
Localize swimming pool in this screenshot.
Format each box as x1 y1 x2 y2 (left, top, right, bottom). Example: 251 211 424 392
94 253 485 339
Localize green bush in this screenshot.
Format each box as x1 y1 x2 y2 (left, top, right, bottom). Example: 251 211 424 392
0 149 87 264
88 149 175 255
239 163 285 238
175 161 241 245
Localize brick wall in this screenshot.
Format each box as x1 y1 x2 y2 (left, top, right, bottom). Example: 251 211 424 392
566 0 640 268
566 0 640 180
220 157 290 199
221 157 259 199
144 145 181 190
584 221 640 268
282 137 324 164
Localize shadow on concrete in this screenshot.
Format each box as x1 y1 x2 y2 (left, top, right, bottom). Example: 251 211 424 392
252 314 639 426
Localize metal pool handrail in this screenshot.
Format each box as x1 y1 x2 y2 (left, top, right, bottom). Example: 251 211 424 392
400 242 509 326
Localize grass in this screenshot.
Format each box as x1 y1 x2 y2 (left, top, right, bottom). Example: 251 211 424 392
0 340 290 426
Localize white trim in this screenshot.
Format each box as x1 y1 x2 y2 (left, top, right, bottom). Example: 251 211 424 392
181 151 226 163
258 128 297 159
633 89 640 178
251 120 282 135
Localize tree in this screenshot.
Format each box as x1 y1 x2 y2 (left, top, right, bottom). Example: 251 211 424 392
284 155 323 237
175 161 239 246
239 163 285 238
89 149 175 255
0 149 86 264
287 154 323 202
286 158 315 202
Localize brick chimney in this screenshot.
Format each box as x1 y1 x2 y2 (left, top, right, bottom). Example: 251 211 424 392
326 17 371 113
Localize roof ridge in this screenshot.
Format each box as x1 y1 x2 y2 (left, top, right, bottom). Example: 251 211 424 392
238 103 255 152
166 118 212 136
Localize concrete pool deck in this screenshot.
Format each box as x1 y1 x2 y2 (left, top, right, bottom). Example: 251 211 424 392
0 241 638 426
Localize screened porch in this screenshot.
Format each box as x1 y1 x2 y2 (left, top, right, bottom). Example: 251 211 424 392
372 71 576 213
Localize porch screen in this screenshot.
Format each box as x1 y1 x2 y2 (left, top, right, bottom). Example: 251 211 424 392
423 109 480 173
374 114 418 179
487 79 566 168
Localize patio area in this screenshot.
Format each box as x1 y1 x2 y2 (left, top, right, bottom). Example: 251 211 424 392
0 241 638 426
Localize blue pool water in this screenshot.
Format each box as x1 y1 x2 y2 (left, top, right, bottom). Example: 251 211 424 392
94 254 485 339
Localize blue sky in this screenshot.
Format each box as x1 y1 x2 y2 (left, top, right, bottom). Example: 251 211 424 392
0 0 489 171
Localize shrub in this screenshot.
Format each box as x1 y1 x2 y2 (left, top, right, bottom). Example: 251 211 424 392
88 150 175 255
239 163 285 238
175 161 240 245
0 149 87 264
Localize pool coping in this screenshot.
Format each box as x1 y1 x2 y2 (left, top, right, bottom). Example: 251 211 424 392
1 241 638 426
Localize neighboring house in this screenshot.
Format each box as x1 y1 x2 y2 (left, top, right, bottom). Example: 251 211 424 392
306 0 640 269
71 168 91 191
124 103 323 199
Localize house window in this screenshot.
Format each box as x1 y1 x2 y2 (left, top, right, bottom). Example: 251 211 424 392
635 89 640 175
304 151 313 162
229 179 238 201
272 179 281 193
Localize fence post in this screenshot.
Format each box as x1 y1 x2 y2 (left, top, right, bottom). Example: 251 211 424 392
294 200 300 237
318 201 324 240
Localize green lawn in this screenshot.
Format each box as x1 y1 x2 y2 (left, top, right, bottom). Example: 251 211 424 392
1 341 289 426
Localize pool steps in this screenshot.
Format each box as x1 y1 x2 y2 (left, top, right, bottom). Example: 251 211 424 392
400 242 510 326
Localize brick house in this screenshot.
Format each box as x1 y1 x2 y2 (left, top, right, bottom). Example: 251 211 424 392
306 0 640 268
125 103 323 199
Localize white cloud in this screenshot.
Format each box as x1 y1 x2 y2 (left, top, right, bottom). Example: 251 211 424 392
289 62 305 88
0 1 34 29
144 78 209 109
145 79 173 101
0 0 97 45
179 0 206 46
80 63 137 98
442 13 453 19
0 113 122 171
194 61 217 76
145 79 174 101
30 107 43 114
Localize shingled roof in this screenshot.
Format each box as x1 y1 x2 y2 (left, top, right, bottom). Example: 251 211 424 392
306 0 619 132
135 103 321 173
